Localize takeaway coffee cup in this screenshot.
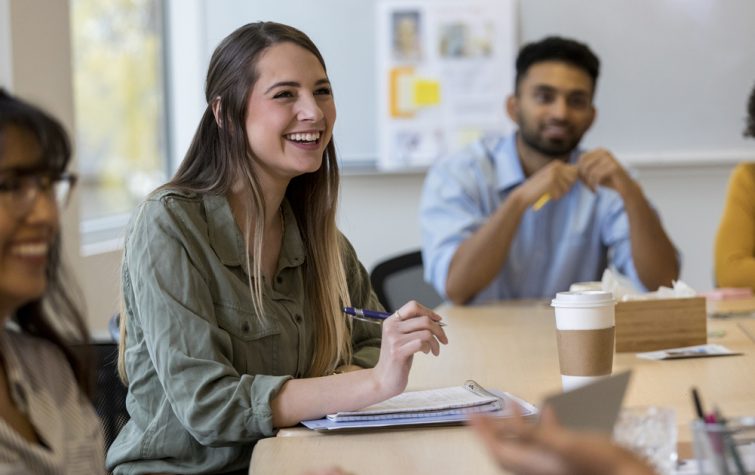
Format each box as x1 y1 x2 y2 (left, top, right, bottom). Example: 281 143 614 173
551 290 615 391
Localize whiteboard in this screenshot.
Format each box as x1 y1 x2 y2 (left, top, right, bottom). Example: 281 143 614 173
520 0 755 164
201 0 755 167
203 0 381 166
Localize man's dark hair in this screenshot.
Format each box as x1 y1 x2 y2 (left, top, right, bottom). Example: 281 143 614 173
746 82 755 138
515 36 600 93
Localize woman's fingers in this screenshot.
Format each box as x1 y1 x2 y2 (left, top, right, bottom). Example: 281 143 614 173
390 314 448 344
403 331 440 355
394 300 445 325
397 336 438 357
387 328 442 357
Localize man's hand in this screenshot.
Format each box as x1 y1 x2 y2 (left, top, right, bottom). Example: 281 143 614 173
514 160 579 207
577 148 635 196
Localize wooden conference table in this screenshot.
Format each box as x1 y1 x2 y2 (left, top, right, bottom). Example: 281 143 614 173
249 301 755 474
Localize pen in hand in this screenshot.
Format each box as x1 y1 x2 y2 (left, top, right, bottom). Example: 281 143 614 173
533 193 551 211
342 307 446 326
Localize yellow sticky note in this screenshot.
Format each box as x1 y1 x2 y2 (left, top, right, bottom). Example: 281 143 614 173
413 79 441 106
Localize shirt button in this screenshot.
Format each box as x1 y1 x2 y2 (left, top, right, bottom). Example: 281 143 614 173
295 314 303 324
241 321 250 333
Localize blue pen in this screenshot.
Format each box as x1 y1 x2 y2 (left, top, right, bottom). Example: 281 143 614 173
342 307 446 326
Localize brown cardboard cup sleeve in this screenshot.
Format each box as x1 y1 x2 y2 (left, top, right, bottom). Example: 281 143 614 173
557 327 615 376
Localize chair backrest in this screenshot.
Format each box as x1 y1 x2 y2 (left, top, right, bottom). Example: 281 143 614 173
369 250 443 312
73 342 130 457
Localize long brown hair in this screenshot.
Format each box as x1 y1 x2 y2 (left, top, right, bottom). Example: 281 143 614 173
118 22 352 380
0 90 91 395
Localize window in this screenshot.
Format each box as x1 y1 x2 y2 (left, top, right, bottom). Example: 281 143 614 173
70 0 169 251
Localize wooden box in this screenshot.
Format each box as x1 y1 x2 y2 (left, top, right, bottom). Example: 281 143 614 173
614 297 707 353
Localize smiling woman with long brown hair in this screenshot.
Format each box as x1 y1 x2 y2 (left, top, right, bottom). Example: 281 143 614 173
107 22 447 475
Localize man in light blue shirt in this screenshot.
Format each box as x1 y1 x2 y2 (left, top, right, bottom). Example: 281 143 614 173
420 37 679 304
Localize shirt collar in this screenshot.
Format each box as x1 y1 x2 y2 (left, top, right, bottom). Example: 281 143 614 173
203 194 306 272
491 134 526 192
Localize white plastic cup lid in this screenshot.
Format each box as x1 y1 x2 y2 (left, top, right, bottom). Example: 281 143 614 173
569 281 603 291
551 290 615 308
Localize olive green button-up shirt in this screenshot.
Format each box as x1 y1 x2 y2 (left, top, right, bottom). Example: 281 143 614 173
106 189 382 475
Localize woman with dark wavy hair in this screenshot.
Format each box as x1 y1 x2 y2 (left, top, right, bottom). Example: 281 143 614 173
108 22 447 474
0 89 104 472
715 83 755 290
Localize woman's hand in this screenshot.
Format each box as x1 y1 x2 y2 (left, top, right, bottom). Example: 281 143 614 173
371 300 448 399
270 300 446 427
470 407 657 475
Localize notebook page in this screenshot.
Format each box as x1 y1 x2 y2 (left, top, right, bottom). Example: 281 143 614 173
329 385 498 419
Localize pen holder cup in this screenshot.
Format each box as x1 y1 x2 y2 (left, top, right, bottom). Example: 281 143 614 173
691 417 755 475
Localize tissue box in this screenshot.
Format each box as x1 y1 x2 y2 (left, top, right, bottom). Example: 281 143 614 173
614 297 707 353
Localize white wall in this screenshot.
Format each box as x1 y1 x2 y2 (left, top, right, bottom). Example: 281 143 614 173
520 0 755 164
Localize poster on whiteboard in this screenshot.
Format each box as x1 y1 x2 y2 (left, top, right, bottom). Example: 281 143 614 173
376 0 517 170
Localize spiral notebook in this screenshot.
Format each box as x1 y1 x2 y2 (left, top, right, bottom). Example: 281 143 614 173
302 381 538 431
327 380 501 422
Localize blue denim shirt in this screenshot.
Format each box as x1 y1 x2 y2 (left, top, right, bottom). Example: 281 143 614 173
420 133 649 303
107 189 381 474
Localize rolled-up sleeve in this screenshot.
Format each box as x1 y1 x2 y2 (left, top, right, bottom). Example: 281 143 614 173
420 160 490 299
125 199 291 446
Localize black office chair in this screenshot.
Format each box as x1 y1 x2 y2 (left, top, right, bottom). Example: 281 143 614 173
369 250 443 312
73 341 130 461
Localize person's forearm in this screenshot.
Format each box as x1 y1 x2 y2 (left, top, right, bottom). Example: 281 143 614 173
619 181 679 290
271 368 385 427
445 190 528 304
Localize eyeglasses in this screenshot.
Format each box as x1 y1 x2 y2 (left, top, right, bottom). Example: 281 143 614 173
0 171 78 216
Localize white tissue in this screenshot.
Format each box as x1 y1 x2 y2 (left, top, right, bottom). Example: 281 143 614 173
599 269 697 301
600 268 638 300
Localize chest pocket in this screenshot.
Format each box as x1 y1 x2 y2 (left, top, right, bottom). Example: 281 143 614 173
214 303 280 375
